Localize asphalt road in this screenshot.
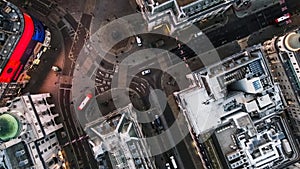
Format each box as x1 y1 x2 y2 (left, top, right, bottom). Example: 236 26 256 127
201 0 300 47
14 0 300 169
204 4 284 47
122 55 203 169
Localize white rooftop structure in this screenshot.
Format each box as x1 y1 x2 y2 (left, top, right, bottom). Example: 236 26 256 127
215 111 297 169
136 0 250 33
174 43 300 168
85 104 156 169
174 46 284 136
0 93 64 169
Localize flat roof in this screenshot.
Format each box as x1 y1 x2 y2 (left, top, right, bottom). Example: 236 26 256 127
214 121 237 155
175 86 222 135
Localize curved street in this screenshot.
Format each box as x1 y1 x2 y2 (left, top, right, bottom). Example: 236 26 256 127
10 0 300 168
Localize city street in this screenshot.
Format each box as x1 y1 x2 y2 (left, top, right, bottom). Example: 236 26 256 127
9 0 300 168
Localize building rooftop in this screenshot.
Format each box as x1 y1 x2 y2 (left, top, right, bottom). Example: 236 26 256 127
0 1 24 71
214 113 293 169
0 113 20 141
5 142 32 169
174 47 283 135
174 44 300 168
0 93 64 169
139 0 237 33
86 104 155 169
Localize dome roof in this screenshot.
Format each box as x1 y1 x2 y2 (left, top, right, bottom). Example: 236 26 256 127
0 113 21 141
284 32 300 52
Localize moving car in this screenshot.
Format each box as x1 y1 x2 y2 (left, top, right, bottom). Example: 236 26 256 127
170 156 178 169
136 36 142 47
275 13 291 25
194 31 203 38
141 69 151 76
154 115 163 130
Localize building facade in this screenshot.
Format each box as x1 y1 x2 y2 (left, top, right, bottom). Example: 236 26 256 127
262 29 300 135
0 93 64 169
136 0 250 33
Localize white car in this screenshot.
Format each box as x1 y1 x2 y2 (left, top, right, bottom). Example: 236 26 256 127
114 64 119 73
275 13 291 23
141 69 151 75
51 66 61 72
194 31 203 38
166 163 171 169
136 36 142 47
